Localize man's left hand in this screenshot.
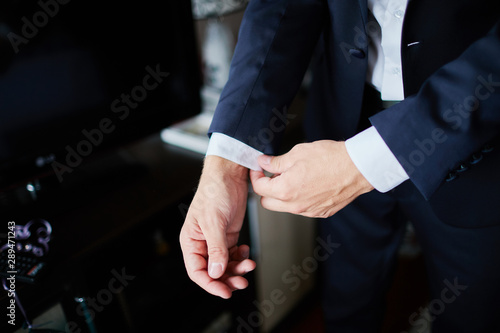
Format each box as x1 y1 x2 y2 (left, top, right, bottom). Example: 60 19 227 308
249 140 374 218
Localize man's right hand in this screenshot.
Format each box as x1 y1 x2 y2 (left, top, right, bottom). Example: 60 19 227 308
179 156 256 299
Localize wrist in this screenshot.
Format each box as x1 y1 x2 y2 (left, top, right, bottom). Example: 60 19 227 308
203 155 249 183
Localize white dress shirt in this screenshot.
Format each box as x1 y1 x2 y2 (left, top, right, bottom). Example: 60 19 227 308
206 0 411 193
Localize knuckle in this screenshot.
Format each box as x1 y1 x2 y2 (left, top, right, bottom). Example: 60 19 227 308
272 157 282 170
277 183 294 201
185 269 196 282
178 224 194 247
276 190 290 201
291 143 305 152
291 204 307 215
207 246 227 258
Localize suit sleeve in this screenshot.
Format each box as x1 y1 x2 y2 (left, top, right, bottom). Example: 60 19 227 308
208 0 325 155
370 19 500 200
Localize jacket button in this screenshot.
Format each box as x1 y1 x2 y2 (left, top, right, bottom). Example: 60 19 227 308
482 144 494 153
456 164 468 173
349 48 366 59
470 153 483 165
445 171 458 182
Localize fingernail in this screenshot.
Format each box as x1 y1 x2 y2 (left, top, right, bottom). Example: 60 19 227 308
259 155 271 165
209 263 223 278
241 248 250 259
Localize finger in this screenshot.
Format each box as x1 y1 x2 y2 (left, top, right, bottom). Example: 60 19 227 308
235 244 251 260
249 169 266 182
193 262 233 299
250 170 278 198
220 275 249 291
179 230 208 281
226 258 256 276
258 154 291 174
260 192 356 218
260 196 290 213
200 221 230 280
228 244 250 261
249 169 266 186
181 242 233 299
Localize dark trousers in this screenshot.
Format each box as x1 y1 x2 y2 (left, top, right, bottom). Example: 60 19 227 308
319 180 500 332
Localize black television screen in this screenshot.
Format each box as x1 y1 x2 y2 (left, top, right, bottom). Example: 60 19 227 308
0 0 201 190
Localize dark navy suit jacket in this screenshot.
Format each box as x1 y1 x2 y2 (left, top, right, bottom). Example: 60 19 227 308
209 0 500 227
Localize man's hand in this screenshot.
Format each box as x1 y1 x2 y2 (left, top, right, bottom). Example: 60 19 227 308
179 156 256 299
249 140 374 218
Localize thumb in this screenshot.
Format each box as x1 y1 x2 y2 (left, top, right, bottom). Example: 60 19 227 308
258 154 289 174
205 227 229 279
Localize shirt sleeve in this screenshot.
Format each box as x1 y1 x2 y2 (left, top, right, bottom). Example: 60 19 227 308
206 132 263 171
345 126 409 192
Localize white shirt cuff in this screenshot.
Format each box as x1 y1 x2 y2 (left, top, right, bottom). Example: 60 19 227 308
206 133 263 171
345 126 409 192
